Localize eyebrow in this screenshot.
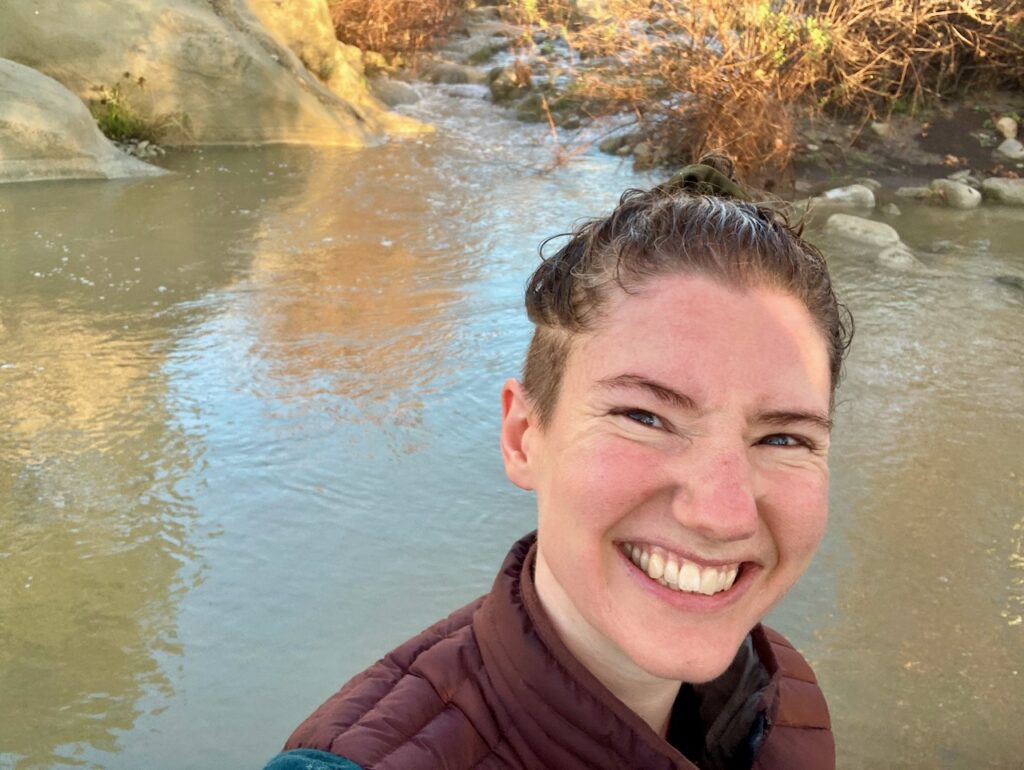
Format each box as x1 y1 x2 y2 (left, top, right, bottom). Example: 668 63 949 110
596 374 703 413
757 410 833 433
597 373 833 432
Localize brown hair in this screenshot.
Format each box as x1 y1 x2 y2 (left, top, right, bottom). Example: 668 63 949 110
522 169 852 426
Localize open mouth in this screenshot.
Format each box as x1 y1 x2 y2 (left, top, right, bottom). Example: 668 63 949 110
621 542 741 596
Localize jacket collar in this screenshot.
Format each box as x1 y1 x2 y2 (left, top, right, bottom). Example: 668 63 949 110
474 532 718 769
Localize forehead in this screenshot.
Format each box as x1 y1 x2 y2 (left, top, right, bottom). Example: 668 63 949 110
568 274 831 409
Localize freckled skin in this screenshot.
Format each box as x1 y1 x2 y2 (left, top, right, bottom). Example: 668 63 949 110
501 274 832 707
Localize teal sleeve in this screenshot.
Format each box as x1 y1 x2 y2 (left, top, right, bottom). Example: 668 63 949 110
262 749 363 770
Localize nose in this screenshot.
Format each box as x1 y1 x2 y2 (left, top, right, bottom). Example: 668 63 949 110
671 448 759 542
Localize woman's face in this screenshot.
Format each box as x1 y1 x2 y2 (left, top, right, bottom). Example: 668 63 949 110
502 273 833 683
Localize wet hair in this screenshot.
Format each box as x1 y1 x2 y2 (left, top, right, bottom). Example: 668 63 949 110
522 156 853 426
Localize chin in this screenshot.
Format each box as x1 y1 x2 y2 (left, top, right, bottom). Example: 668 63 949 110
621 627 752 684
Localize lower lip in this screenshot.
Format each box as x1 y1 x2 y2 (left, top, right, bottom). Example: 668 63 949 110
620 549 758 611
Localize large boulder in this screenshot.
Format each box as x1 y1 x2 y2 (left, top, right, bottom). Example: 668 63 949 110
0 59 166 184
0 0 420 146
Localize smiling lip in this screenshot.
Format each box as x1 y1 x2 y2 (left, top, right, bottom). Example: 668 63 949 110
619 541 758 609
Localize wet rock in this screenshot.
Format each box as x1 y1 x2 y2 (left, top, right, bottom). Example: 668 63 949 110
514 92 547 122
879 203 902 217
895 186 933 199
598 134 632 155
0 59 166 184
422 60 485 85
981 177 1024 205
488 65 531 103
855 177 882 193
824 213 919 268
995 116 1019 140
946 169 982 187
993 274 1024 293
818 183 875 208
929 179 982 209
370 76 419 107
995 138 1024 161
824 213 904 249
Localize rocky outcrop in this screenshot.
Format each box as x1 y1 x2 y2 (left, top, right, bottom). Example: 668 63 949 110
0 60 166 184
0 0 421 147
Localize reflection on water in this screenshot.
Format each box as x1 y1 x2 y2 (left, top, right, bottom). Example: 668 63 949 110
0 302 198 766
1 84 1022 768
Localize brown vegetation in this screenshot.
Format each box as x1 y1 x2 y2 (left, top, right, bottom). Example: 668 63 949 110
505 0 1024 173
328 0 466 56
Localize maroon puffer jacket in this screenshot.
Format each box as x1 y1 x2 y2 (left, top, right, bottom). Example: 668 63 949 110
285 533 834 769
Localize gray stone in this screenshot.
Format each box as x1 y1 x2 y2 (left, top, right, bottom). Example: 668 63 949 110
895 186 933 199
981 177 1024 205
488 66 531 103
370 76 419 107
423 60 486 85
0 59 166 184
818 183 876 208
824 213 904 249
995 116 1018 140
929 179 982 209
995 138 1024 161
879 203 902 217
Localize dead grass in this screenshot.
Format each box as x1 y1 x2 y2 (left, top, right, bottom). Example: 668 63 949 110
506 0 1024 174
329 0 466 56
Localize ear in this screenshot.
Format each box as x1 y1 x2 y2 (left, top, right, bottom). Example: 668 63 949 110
500 378 539 491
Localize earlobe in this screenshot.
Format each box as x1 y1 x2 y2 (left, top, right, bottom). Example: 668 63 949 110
500 378 537 491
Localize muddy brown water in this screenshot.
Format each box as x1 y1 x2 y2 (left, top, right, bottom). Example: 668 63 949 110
1 86 1022 768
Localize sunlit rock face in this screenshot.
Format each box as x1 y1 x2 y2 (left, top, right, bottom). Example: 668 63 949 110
0 0 417 147
0 59 167 184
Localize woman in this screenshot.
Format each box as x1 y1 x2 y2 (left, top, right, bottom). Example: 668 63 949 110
265 160 850 770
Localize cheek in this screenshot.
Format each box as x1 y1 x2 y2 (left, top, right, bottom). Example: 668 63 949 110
543 439 665 534
763 472 829 561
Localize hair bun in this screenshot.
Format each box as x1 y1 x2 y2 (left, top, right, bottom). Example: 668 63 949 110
654 153 747 201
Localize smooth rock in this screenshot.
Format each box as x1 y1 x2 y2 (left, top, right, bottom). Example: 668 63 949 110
423 60 486 86
995 116 1018 140
855 177 882 192
818 183 876 208
895 186 933 199
981 177 1024 205
0 59 166 184
369 76 419 107
0 0 416 145
879 203 902 217
995 138 1024 161
824 213 921 268
929 179 982 209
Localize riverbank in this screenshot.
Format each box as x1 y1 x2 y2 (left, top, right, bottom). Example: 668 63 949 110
370 2 1024 201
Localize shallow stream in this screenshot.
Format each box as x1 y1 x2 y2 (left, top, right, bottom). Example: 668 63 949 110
1 83 1022 768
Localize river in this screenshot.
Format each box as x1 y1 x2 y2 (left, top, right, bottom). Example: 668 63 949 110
1 82 1022 769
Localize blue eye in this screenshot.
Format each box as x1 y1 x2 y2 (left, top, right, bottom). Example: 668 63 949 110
611 408 664 429
760 434 803 448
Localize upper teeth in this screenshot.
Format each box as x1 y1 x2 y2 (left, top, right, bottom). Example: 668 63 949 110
623 543 739 595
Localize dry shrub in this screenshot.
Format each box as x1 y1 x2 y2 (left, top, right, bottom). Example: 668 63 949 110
509 0 1024 173
329 0 465 56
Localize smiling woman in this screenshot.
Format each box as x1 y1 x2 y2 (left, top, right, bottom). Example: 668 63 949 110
265 157 852 770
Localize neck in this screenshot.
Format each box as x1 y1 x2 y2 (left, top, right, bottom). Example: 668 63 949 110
533 551 682 738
